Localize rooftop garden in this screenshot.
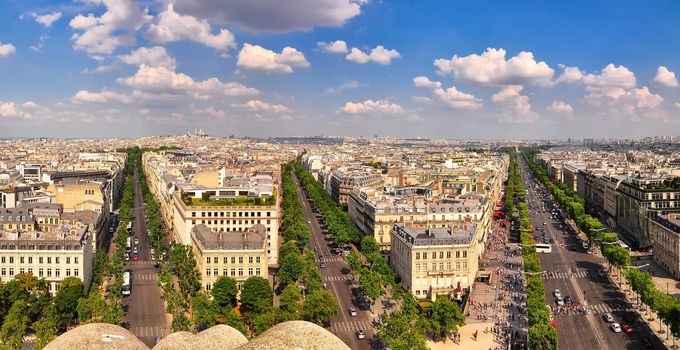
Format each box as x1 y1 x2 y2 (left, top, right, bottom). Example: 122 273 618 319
644 177 680 191
181 190 276 207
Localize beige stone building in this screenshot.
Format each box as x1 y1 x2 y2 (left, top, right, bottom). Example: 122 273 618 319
650 213 680 278
191 224 268 292
49 183 104 213
0 222 94 294
390 222 481 301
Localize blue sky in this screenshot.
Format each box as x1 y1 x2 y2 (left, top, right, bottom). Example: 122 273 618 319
1 0 679 139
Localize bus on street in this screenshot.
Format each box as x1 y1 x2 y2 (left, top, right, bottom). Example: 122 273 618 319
536 244 552 253
122 271 131 296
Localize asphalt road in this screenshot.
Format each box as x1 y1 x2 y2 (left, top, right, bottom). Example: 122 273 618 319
518 157 665 350
293 173 373 350
122 168 169 347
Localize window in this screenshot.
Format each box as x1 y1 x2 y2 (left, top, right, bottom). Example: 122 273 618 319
231 257 236 264
439 263 444 271
455 262 460 270
238 257 243 264
248 268 253 276
223 269 228 276
248 257 253 264
206 269 211 276
75 257 79 264
74 269 79 277
256 257 261 264
39 268 44 277
223 257 228 264
231 269 236 277
462 251 467 258
415 252 420 260
27 268 32 274
439 251 444 259
9 257 14 264
446 262 451 270
1 268 5 276
28 257 32 264
206 257 211 264
432 263 436 271
462 262 467 269
213 257 218 264
446 251 451 259
66 269 71 277
456 251 460 258
47 269 52 277
55 269 60 277
66 257 70 264
415 263 420 272
9 268 14 276
214 269 218 276
0 257 4 263
20 257 24 264
256 268 261 276
206 283 212 291
238 268 243 276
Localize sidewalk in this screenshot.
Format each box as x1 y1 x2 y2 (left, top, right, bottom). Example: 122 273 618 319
427 322 496 350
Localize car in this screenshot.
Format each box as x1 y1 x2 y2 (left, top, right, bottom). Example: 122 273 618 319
556 298 564 306
622 324 633 333
349 308 357 317
319 262 326 268
356 329 365 339
323 282 327 289
307 220 311 224
133 254 139 261
564 296 572 304
543 222 547 225
553 289 561 298
124 253 130 261
134 238 139 245
604 313 614 322
109 227 115 233
610 323 622 333
133 247 139 254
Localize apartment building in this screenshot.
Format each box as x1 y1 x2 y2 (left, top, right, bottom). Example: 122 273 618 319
0 222 94 294
349 189 487 256
390 222 481 301
649 214 680 279
329 171 383 204
172 189 279 264
191 224 268 292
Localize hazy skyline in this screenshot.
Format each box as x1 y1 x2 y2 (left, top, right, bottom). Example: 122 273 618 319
1 0 679 139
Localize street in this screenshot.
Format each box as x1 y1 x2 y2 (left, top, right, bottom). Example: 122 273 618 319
122 168 169 347
518 156 665 350
293 173 373 350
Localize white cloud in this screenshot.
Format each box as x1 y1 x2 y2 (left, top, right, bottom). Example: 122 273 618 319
69 0 149 54
325 80 361 94
231 99 291 113
346 45 400 65
582 64 636 88
434 48 554 87
547 101 574 120
173 0 363 32
556 65 583 84
84 64 118 74
676 102 680 110
118 46 177 69
338 99 404 114
119 64 259 100
71 89 132 104
0 101 32 120
652 66 678 88
317 40 348 53
412 76 481 109
145 4 236 52
22 101 38 109
585 86 663 119
236 44 310 73
491 85 539 123
33 11 62 27
0 43 16 57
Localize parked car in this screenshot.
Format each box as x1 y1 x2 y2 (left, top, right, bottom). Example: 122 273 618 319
622 324 633 333
604 313 614 322
356 329 365 339
133 254 140 261
554 289 561 298
349 308 357 317
610 323 622 333
556 298 564 306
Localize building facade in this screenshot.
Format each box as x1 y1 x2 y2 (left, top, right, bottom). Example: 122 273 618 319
649 214 680 279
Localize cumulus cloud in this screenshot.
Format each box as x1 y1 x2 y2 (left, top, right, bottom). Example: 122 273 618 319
346 45 400 65
317 40 348 53
676 102 680 110
173 0 363 32
547 101 574 120
71 89 132 104
338 99 404 114
491 85 539 123
33 11 62 27
585 86 664 119
652 66 678 88
555 65 583 84
0 101 32 120
69 0 149 54
231 99 291 113
0 42 16 57
325 80 361 94
118 46 177 69
582 64 636 88
84 64 118 74
145 4 236 52
412 76 481 109
434 48 554 87
237 43 310 73
118 64 259 100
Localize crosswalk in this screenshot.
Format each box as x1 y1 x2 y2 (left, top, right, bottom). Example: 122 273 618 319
325 275 351 282
131 261 155 265
321 256 344 263
131 325 170 338
133 273 158 281
553 303 630 316
542 270 605 280
330 320 372 334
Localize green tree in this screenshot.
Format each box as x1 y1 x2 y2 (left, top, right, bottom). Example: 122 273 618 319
0 300 29 349
211 276 238 310
33 303 59 350
347 249 361 275
102 300 124 325
55 277 84 324
251 311 276 335
279 284 302 315
77 292 106 324
192 293 218 331
221 310 248 336
430 297 465 337
379 312 428 350
301 290 339 326
278 249 304 285
361 236 379 256
241 277 273 315
359 268 382 310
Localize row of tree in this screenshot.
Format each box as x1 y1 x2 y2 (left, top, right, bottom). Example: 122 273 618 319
508 153 559 350
293 161 465 349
